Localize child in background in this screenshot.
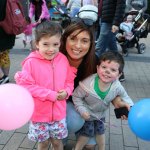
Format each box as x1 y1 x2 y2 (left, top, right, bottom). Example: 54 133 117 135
73 51 133 150
29 0 50 23
120 15 134 40
15 20 76 150
23 16 37 49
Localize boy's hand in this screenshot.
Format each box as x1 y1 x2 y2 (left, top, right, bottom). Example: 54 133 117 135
81 112 90 120
57 90 67 100
112 96 131 120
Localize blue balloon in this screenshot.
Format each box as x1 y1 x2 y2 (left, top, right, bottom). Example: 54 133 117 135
128 99 150 141
66 102 85 133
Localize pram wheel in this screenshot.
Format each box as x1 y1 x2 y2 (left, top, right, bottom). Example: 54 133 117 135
137 43 146 54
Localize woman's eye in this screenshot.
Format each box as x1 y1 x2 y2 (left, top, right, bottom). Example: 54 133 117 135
70 37 75 41
82 40 88 43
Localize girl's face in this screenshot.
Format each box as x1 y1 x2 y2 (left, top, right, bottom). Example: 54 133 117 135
97 60 121 83
36 35 61 60
66 30 91 62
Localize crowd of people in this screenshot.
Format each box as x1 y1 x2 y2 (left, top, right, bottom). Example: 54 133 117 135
0 0 148 150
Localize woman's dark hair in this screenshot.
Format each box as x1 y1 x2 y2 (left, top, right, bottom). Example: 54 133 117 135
97 51 124 74
60 21 96 81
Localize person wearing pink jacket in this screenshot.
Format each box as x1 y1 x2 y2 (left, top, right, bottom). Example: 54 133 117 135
29 0 50 23
15 21 76 150
22 16 38 48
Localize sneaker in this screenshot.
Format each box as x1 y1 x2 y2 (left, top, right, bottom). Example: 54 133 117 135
119 73 125 82
0 75 9 84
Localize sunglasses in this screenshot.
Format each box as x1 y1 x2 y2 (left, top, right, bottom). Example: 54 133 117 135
71 17 95 27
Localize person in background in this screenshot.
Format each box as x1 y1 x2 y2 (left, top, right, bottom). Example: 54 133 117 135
67 0 82 17
0 0 16 84
22 16 38 49
29 0 50 23
83 0 98 6
126 0 148 13
60 20 130 150
120 14 134 40
15 21 76 150
72 51 133 150
95 0 126 82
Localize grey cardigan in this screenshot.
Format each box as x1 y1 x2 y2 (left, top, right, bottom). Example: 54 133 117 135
72 73 134 120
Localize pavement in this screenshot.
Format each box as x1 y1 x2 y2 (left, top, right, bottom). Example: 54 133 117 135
0 33 150 150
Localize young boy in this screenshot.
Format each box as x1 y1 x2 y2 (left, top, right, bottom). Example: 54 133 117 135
72 51 134 150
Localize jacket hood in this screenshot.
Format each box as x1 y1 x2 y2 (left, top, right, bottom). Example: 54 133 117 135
79 73 119 98
22 51 58 65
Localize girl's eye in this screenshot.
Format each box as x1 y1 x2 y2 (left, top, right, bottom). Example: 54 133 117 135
54 43 59 46
43 43 48 46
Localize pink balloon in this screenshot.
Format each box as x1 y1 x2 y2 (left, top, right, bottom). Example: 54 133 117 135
0 84 34 130
61 0 67 3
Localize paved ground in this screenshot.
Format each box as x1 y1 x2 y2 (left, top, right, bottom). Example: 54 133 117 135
0 33 150 150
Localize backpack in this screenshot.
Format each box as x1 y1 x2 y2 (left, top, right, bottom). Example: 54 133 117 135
0 0 26 35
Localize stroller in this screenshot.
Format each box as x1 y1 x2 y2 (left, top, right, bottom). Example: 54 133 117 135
48 0 71 28
116 10 150 56
52 4 98 29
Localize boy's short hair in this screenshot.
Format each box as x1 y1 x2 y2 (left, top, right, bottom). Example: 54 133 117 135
97 51 124 73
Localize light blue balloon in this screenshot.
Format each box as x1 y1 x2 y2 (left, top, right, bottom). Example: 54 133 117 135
128 99 150 141
66 102 96 145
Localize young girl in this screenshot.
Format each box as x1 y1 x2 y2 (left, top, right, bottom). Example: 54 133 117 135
22 16 37 49
72 51 134 150
29 0 50 23
15 20 76 150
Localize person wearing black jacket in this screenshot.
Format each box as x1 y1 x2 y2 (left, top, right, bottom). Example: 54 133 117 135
0 0 16 84
95 0 126 57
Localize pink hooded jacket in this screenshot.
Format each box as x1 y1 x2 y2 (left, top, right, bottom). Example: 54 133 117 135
15 51 76 122
29 0 50 21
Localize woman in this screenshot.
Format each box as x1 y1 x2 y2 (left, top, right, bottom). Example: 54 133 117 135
60 20 128 149
60 20 97 149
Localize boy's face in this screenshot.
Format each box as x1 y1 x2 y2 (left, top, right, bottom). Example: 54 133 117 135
97 60 121 83
36 34 61 60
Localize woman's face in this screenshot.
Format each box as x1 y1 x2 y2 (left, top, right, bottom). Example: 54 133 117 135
66 30 91 62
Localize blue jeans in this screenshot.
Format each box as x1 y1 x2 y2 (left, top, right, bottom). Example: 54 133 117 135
95 22 118 57
65 102 96 145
